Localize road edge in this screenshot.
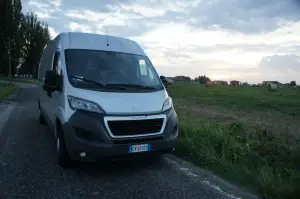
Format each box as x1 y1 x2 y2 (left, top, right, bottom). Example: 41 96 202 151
0 103 16 136
165 154 261 199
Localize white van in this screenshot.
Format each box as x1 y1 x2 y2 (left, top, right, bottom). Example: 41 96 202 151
38 32 179 167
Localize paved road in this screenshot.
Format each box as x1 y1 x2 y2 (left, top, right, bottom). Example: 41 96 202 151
0 86 258 199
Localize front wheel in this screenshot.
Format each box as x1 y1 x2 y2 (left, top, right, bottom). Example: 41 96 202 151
56 126 72 168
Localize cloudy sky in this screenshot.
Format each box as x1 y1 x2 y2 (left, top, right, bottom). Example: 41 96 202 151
22 0 300 84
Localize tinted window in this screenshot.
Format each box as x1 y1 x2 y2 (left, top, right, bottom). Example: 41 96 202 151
64 49 163 91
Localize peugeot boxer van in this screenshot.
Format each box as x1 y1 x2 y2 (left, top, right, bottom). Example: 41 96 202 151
38 32 178 167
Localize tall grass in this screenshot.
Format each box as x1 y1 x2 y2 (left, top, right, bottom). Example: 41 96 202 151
176 118 300 199
169 83 300 198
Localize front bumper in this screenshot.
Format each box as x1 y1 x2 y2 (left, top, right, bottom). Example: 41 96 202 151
62 108 179 162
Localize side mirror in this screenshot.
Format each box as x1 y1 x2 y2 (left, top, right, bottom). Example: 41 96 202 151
160 76 168 88
43 70 59 93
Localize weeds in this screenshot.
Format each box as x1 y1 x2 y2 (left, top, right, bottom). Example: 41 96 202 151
0 84 18 100
176 117 300 199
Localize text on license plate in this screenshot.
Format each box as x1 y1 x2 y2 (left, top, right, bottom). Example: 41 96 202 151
129 144 151 153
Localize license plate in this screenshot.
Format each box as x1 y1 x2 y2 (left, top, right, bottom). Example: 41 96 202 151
129 144 151 153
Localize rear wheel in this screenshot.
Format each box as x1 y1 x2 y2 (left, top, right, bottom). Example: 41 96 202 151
56 125 72 168
39 110 46 125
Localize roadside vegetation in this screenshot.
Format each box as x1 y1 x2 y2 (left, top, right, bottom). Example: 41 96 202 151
0 84 18 100
169 83 300 199
0 0 50 79
0 76 38 84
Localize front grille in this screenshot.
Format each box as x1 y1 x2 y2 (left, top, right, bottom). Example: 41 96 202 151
107 118 164 136
114 136 163 144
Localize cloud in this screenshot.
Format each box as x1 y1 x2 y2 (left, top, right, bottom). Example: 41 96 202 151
48 27 58 38
60 0 129 12
187 0 300 34
23 0 300 83
24 0 61 16
260 54 300 72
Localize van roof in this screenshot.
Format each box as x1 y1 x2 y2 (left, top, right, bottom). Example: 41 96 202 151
54 32 147 56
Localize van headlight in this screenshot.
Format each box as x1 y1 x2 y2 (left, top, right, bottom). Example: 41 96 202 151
161 97 173 112
67 95 105 113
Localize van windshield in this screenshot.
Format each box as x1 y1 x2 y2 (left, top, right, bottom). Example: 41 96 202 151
65 49 164 92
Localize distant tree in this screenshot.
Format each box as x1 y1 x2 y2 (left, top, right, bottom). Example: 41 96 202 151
195 75 210 84
0 0 23 76
290 81 296 86
0 1 50 78
174 76 191 82
20 12 50 77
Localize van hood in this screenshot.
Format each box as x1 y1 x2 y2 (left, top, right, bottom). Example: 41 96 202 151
67 88 169 115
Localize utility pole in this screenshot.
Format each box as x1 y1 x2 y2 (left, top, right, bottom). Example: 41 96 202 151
8 38 12 84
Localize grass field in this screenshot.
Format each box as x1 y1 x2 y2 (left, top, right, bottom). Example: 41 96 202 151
0 84 18 100
169 83 300 199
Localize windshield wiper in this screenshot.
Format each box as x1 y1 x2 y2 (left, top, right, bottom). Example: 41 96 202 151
105 83 157 90
70 76 105 87
69 76 127 90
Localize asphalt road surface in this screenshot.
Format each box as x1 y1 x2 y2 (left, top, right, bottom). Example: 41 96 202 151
0 85 258 199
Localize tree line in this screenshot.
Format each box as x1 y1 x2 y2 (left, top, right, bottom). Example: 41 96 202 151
172 75 297 86
172 75 211 83
0 0 51 78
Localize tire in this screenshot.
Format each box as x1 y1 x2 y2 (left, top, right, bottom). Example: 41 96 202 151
56 125 72 168
39 111 46 125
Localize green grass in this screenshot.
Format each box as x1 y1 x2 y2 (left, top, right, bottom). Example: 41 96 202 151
0 76 38 84
169 83 300 199
168 83 300 116
0 84 18 100
17 78 38 84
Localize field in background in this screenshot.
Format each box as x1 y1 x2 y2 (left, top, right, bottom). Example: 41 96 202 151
0 84 18 100
169 83 300 199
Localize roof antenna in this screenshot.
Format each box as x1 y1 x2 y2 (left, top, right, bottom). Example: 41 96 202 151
105 26 109 46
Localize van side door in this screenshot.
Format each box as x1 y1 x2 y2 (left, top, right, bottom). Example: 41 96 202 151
39 46 52 126
45 51 61 132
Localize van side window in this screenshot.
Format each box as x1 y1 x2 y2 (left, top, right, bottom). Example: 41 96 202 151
52 51 63 91
52 52 60 74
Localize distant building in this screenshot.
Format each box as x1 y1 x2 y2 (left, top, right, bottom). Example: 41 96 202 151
262 81 281 87
230 80 240 86
213 80 228 85
241 82 250 86
282 83 290 88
